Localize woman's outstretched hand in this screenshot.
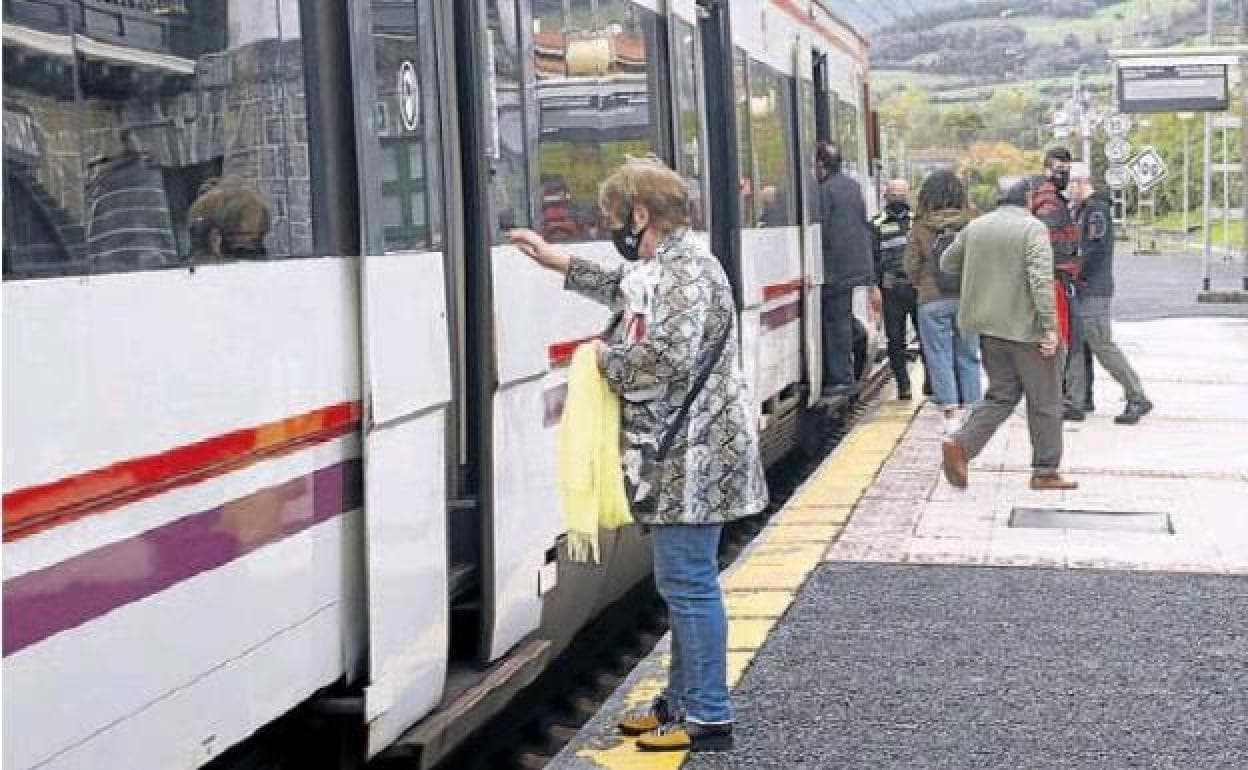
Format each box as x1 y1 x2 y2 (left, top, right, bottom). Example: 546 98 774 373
508 229 570 274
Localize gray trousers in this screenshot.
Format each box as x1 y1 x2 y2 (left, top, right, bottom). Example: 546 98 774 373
954 335 1063 473
1065 297 1147 404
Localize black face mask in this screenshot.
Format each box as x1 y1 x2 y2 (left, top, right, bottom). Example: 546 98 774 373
1051 169 1070 191
611 206 645 261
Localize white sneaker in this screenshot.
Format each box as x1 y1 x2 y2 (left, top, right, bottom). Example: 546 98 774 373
942 410 962 436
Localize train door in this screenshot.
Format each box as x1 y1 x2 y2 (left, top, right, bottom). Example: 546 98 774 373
799 47 826 404
348 1 453 754
698 0 743 295
454 0 567 664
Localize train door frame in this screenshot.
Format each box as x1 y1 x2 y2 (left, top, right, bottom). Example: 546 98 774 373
795 41 824 404
696 0 742 301
346 0 456 754
448 0 500 665
670 2 712 233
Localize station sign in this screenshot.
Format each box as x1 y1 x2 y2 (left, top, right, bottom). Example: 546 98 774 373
1106 113 1131 137
1128 146 1168 193
1105 138 1131 164
1117 62 1229 113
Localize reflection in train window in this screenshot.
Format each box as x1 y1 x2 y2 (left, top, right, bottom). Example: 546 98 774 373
733 48 756 229
838 100 860 172
798 77 818 225
366 0 445 253
532 0 665 243
2 0 319 279
671 18 705 230
748 61 798 228
487 0 532 240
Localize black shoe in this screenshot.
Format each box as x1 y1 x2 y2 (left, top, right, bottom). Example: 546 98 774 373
1063 405 1085 421
897 383 912 401
636 720 734 752
922 381 933 396
1114 399 1153 425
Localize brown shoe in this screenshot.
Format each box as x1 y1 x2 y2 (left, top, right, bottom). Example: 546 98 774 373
1030 473 1078 490
618 696 675 736
941 440 969 488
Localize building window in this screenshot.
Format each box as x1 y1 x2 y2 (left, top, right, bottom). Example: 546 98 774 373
2 0 321 279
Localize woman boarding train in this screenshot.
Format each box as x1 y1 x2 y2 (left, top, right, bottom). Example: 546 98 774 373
509 156 767 752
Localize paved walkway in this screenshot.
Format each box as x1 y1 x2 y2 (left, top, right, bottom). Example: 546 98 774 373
830 316 1248 574
550 316 1248 769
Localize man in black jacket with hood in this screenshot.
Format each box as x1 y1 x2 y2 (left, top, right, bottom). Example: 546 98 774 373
815 142 876 398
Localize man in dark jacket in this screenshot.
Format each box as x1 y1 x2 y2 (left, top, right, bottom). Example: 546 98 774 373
1067 165 1153 425
815 142 875 397
872 178 924 400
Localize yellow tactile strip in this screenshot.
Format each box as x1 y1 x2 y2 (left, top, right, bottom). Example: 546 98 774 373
577 391 923 768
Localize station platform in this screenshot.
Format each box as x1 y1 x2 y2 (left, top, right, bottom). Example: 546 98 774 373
548 316 1248 770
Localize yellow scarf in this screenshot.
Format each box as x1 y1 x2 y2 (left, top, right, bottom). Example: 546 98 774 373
557 344 633 562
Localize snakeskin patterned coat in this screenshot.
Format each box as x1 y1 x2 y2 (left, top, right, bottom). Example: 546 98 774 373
564 230 768 526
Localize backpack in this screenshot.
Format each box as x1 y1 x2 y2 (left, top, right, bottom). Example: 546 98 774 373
927 224 963 294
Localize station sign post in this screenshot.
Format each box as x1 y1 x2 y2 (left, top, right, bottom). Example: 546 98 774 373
1111 46 1247 295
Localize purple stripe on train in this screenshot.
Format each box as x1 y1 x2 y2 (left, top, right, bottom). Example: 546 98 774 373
2 459 362 657
761 300 801 331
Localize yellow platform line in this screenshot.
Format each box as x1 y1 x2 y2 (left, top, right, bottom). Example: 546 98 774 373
578 378 923 768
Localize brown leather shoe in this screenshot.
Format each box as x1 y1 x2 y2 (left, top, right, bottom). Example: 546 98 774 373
941 440 969 488
1030 473 1078 490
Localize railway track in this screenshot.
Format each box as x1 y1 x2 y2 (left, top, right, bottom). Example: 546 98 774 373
417 365 895 770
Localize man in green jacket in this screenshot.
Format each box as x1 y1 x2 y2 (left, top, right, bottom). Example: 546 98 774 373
938 177 1078 491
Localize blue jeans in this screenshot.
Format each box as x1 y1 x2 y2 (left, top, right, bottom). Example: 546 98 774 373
917 298 982 407
652 524 732 725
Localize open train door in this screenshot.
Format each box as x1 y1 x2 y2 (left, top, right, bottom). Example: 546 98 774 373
453 0 566 665
798 47 828 404
348 1 453 754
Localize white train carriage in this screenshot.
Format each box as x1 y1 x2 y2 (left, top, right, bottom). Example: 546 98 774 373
1 1 879 768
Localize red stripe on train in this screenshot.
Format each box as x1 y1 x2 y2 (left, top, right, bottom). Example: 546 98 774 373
3 402 361 543
548 335 601 368
763 279 804 302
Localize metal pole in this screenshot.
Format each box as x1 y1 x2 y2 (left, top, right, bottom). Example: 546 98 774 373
1242 52 1248 289
1223 124 1231 259
1183 119 1190 252
1201 0 1215 291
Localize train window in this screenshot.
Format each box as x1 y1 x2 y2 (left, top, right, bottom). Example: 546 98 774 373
2 0 321 279
747 62 798 228
487 0 532 240
533 0 666 243
364 0 445 253
798 77 818 225
671 18 705 230
838 101 860 173
733 48 756 229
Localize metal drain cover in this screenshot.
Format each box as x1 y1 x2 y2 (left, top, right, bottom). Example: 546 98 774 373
1009 507 1174 534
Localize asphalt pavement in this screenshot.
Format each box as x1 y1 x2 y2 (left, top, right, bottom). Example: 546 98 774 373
1113 248 1247 321
685 564 1248 770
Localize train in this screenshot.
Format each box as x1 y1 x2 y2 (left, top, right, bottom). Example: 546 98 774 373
1 1 880 768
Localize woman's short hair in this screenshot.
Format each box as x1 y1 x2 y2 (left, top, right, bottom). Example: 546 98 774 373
917 169 966 215
599 155 690 229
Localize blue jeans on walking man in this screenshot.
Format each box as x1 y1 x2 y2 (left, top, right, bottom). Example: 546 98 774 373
917 298 982 407
652 524 733 725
